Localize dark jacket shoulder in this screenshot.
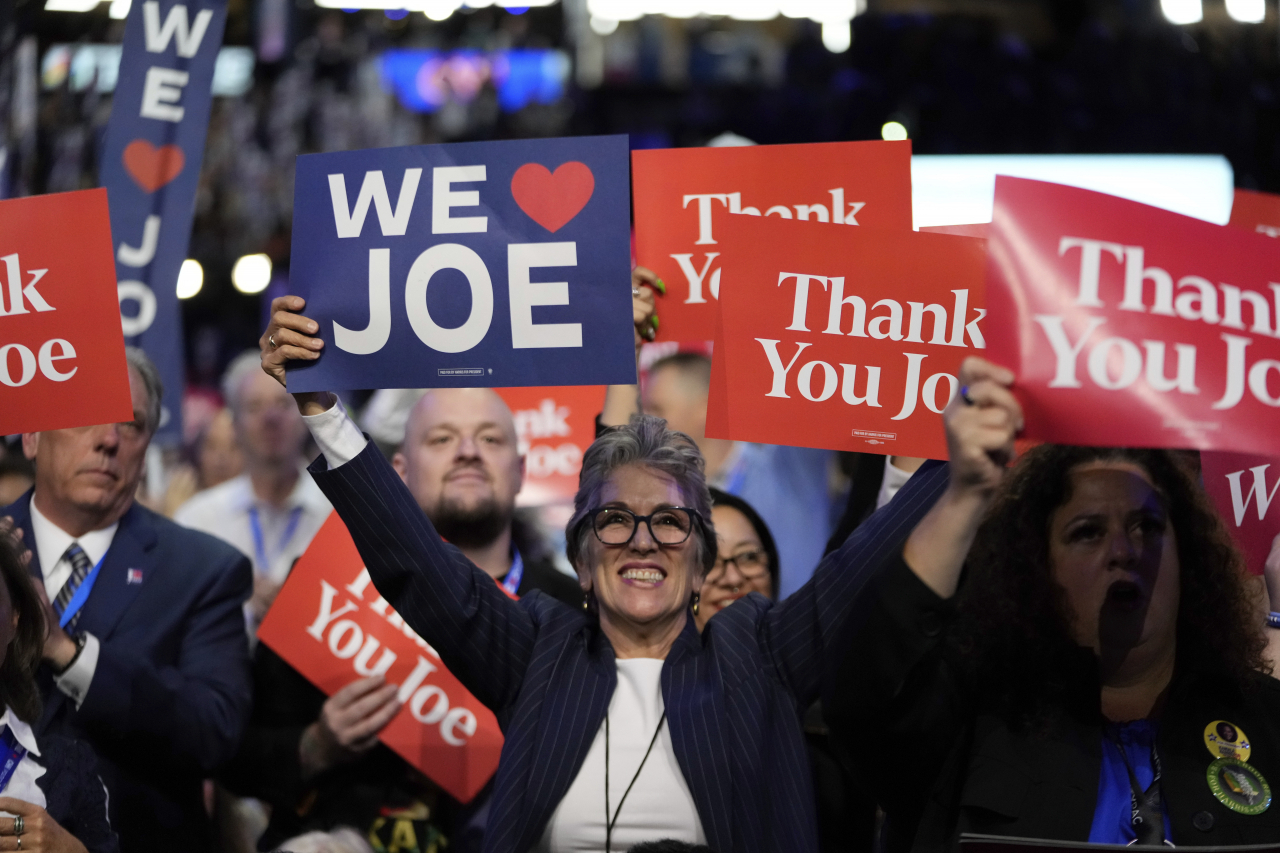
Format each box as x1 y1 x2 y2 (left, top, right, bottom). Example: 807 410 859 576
37 734 120 853
517 556 581 609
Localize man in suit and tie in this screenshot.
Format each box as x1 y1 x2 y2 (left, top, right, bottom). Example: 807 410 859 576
1 347 254 852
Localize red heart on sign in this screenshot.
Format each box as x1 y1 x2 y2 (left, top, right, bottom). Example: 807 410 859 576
122 140 185 193
510 162 594 233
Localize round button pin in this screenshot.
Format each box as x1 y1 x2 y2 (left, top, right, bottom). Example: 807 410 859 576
1207 757 1271 816
1204 720 1251 762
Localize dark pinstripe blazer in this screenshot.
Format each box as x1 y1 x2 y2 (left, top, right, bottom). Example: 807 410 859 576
309 444 947 853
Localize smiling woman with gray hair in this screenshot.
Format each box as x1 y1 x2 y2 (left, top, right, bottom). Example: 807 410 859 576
260 294 922 853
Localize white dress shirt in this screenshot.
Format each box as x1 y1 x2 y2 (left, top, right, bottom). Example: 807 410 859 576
174 469 332 584
0 707 47 817
303 402 370 468
875 456 917 511
27 501 106 707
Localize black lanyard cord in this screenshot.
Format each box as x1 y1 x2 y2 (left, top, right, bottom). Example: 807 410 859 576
1108 729 1166 846
604 710 667 853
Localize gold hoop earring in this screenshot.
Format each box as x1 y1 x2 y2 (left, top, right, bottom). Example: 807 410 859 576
691 592 700 616
583 593 590 611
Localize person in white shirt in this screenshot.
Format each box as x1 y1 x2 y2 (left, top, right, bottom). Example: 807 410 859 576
175 351 332 624
0 527 116 853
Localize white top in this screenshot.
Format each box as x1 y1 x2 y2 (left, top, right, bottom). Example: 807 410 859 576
174 470 332 583
27 501 106 708
0 707 47 816
536 659 704 853
875 456 916 511
304 402 369 468
299 404 706 852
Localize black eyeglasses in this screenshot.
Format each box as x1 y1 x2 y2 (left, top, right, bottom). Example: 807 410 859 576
708 548 770 580
589 506 700 547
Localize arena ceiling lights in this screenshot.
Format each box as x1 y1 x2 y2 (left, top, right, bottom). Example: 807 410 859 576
311 0 556 14
585 0 865 53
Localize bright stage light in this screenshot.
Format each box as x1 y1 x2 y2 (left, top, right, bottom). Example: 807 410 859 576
881 121 908 141
1160 0 1203 25
821 19 850 53
232 254 272 295
176 259 203 299
1226 0 1264 22
43 0 101 11
910 154 1234 229
589 16 619 34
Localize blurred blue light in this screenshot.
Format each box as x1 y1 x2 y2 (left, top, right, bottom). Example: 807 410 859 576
384 8 409 18
507 5 529 12
379 48 569 113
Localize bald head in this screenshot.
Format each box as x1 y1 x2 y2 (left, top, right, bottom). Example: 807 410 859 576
393 388 524 549
643 353 712 444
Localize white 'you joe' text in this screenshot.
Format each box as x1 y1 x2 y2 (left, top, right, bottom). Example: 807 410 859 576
0 254 79 388
754 271 986 420
1042 237 1280 410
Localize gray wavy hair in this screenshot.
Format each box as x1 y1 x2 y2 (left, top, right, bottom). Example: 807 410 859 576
125 347 163 434
566 414 716 577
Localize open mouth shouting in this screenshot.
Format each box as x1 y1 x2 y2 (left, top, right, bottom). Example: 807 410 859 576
1104 578 1146 612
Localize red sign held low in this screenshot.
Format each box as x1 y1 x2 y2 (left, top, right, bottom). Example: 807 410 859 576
706 215 986 459
0 189 133 436
987 177 1280 456
258 513 503 803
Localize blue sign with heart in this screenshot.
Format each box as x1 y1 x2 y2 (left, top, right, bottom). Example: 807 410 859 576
287 135 636 392
99 0 228 441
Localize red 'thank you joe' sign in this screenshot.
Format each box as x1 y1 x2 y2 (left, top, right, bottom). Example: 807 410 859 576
987 177 1280 455
495 385 604 505
258 513 503 803
0 189 133 435
706 215 986 459
632 141 914 343
1201 451 1280 577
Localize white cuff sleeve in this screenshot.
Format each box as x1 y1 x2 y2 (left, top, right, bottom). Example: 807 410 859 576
302 400 368 468
54 633 100 709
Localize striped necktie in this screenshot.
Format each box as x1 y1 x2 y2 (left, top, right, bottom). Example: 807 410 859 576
53 543 93 629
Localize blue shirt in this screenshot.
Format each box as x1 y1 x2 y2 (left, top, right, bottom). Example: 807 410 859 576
724 444 835 599
1089 720 1174 844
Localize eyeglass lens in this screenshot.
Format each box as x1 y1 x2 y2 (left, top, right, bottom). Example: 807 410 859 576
594 508 693 545
711 549 768 578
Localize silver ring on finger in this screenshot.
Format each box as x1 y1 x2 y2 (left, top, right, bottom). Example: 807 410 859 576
632 286 641 296
13 816 22 836
269 334 278 349
15 836 20 849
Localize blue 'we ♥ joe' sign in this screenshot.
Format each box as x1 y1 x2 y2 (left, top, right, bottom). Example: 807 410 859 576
287 135 636 392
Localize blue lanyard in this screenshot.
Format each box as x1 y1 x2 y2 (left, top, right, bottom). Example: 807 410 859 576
57 555 105 630
248 506 304 574
0 727 28 794
501 551 524 597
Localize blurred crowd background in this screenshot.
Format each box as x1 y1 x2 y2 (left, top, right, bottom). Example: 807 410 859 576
3 0 1280 441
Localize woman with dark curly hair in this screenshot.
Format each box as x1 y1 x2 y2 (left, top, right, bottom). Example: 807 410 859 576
828 357 1280 850
0 525 118 853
